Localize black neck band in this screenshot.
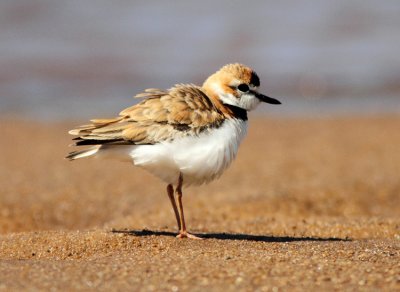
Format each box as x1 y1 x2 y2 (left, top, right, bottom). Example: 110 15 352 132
223 104 248 121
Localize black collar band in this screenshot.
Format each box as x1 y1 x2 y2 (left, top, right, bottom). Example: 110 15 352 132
223 104 248 121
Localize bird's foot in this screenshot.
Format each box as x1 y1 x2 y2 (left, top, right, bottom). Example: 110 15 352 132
176 231 203 240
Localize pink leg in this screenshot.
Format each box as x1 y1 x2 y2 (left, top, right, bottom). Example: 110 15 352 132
175 173 202 239
167 184 181 231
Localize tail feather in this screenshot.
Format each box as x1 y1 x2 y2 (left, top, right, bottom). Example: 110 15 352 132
66 146 100 160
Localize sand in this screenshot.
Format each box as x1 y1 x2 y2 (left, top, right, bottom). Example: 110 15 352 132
0 116 399 291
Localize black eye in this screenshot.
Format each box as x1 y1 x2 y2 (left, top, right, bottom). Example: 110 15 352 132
237 84 249 92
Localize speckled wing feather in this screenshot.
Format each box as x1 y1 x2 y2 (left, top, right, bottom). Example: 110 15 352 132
69 84 225 146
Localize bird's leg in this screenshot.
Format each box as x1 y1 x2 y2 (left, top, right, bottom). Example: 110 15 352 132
167 184 181 231
175 173 202 239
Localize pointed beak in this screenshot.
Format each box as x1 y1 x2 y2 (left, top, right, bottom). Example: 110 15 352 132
256 93 281 104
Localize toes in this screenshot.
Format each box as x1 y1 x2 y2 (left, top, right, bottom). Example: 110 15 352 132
187 233 203 240
176 232 203 240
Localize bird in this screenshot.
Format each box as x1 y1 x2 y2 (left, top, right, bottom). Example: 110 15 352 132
66 63 281 239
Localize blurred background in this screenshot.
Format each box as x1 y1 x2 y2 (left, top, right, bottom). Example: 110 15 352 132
1 0 400 251
0 0 399 120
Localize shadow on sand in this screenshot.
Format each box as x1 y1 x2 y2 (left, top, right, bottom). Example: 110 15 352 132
111 229 350 242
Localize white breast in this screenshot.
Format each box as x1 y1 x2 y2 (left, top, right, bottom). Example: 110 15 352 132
118 118 248 186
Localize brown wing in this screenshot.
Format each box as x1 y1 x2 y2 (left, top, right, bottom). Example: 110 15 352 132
69 84 225 146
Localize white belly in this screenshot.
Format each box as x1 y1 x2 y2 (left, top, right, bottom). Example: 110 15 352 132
103 119 247 186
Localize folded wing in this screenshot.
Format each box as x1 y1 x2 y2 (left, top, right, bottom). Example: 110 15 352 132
68 84 225 146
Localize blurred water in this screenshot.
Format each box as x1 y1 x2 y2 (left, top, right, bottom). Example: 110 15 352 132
0 0 399 120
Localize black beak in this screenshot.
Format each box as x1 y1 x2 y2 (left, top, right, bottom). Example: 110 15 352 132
256 93 281 105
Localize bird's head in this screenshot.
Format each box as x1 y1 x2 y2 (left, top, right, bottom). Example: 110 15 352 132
202 63 281 111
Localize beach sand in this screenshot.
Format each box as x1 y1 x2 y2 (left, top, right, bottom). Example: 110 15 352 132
0 116 399 291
